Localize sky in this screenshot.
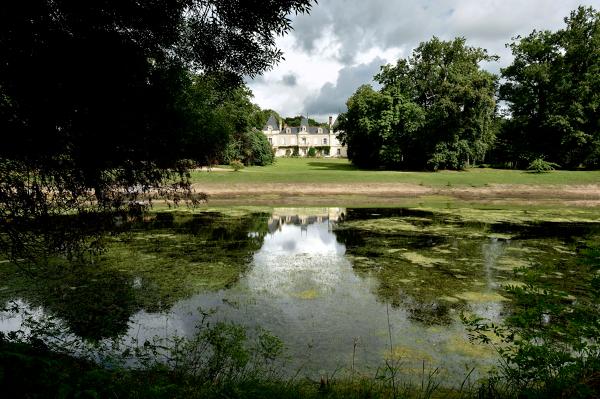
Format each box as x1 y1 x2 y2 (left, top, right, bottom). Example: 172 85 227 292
246 0 598 123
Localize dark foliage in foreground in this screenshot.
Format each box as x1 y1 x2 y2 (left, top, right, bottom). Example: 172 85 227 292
465 242 600 398
0 0 311 260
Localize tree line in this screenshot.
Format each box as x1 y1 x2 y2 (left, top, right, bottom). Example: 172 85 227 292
337 6 600 171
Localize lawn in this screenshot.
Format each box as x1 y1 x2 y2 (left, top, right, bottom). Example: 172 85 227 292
191 157 600 187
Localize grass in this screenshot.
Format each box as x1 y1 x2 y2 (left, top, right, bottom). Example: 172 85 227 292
190 158 600 187
0 340 472 399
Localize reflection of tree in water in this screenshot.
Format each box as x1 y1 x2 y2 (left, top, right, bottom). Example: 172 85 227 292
0 211 269 341
336 209 600 326
0 265 137 341
336 225 466 325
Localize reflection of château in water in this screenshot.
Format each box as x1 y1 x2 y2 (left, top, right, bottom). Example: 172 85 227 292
267 208 346 233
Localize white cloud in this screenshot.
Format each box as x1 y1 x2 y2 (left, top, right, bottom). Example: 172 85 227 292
304 57 384 120
248 0 597 122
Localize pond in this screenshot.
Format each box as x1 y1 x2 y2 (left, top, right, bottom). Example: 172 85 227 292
1 206 599 385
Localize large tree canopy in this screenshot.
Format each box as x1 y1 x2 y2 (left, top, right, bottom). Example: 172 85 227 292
338 37 498 170
0 0 310 198
0 0 311 259
499 6 600 169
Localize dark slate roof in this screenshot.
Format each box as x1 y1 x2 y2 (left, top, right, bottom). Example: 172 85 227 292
308 126 329 134
281 126 330 135
263 115 279 130
267 114 331 134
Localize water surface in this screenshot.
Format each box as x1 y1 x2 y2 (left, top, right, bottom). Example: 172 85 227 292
1 207 598 383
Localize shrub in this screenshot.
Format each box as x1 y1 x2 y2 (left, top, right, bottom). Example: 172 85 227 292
229 160 244 171
221 130 274 166
527 158 560 173
307 147 316 157
246 130 274 166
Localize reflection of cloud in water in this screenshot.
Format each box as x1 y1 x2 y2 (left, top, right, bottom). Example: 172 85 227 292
247 223 347 298
261 223 345 256
0 300 45 334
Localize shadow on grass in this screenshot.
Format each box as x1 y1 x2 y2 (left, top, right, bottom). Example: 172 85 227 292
306 161 360 171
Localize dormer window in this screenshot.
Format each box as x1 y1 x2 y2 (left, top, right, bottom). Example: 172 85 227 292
302 126 306 132
318 128 323 134
268 126 272 132
286 128 291 134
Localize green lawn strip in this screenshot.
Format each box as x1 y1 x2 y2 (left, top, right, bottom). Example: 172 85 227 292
190 158 600 186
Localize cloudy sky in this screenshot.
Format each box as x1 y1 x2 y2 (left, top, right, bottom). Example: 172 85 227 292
247 0 597 122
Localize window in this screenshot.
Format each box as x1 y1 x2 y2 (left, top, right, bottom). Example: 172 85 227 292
302 137 306 145
337 148 341 155
323 138 328 145
281 138 286 145
268 137 272 145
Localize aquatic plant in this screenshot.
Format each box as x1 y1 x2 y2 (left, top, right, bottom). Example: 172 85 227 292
463 241 600 398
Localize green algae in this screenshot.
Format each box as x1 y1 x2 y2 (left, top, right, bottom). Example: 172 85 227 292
292 289 320 300
454 291 508 303
493 257 532 271
386 346 434 362
337 216 491 239
415 207 600 225
2 205 599 383
335 207 600 328
0 210 270 339
438 296 460 303
444 335 496 359
402 252 448 267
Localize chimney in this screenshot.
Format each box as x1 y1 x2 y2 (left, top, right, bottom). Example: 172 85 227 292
328 116 333 128
279 119 283 131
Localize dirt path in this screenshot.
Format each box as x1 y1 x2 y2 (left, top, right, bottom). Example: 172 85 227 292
192 182 600 206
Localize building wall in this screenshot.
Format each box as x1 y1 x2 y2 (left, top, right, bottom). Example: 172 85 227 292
263 127 347 158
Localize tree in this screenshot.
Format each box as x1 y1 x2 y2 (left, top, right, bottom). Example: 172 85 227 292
216 87 275 167
338 37 498 170
0 0 312 260
500 6 600 169
224 129 274 166
336 86 397 168
284 116 327 127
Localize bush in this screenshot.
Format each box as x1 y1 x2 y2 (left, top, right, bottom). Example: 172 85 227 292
230 160 244 171
527 158 560 173
307 147 316 157
221 130 274 166
246 130 274 166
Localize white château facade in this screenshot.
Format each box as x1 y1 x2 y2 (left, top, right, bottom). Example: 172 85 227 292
262 115 347 157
